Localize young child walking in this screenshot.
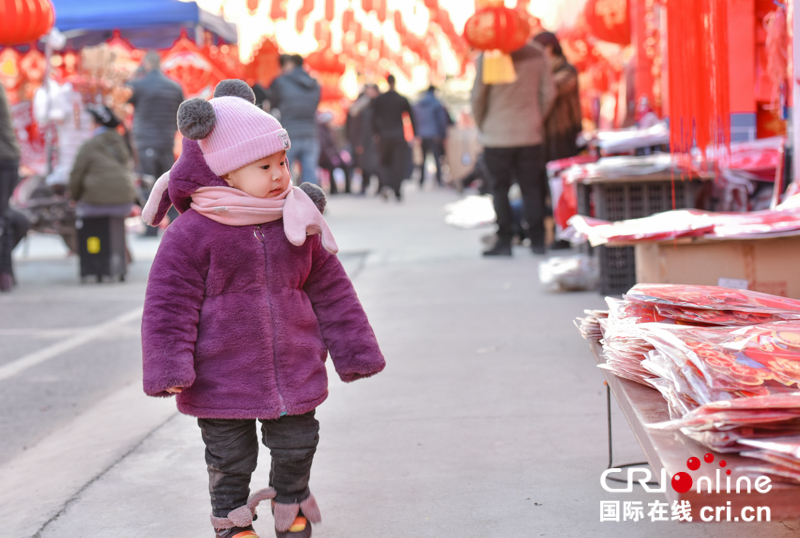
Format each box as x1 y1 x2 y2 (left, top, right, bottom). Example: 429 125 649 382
140 80 385 538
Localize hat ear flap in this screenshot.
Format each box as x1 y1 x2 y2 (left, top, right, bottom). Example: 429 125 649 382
142 171 173 226
177 98 216 140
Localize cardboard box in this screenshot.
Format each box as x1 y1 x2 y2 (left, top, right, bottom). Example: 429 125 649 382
635 235 800 299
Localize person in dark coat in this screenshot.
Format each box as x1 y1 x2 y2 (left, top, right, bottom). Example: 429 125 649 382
127 51 184 235
371 75 416 201
69 105 136 216
316 112 352 194
533 31 582 163
0 85 30 292
267 54 322 186
412 85 452 187
345 84 380 194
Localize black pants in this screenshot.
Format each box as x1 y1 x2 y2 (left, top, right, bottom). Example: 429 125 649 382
483 145 547 247
198 411 320 518
378 136 410 199
323 165 352 194
137 146 176 234
0 160 28 275
418 138 444 186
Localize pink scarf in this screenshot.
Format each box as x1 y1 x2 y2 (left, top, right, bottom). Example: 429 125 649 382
191 185 338 254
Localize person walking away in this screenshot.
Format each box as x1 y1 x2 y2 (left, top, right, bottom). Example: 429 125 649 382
317 112 352 194
371 75 416 201
346 84 380 195
267 54 322 186
128 51 184 236
413 85 452 187
140 80 385 538
0 85 30 292
471 40 555 256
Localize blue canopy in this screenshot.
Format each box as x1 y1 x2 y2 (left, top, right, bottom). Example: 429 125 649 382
51 0 238 49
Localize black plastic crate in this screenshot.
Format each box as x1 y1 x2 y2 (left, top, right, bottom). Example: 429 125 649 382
580 179 704 295
76 216 127 281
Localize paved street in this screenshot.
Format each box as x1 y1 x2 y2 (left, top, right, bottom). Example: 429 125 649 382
1 185 799 537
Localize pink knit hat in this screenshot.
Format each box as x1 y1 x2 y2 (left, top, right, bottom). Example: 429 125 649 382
177 80 291 177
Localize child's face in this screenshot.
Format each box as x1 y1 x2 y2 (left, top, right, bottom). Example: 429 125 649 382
223 151 291 198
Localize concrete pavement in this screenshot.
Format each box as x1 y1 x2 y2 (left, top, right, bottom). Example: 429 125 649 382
1 185 799 537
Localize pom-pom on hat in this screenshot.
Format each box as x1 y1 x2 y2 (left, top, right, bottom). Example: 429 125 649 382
177 79 291 177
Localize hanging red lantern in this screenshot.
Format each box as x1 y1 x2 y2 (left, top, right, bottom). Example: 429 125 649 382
583 0 631 45
325 0 335 22
393 11 405 35
247 0 260 15
270 0 288 20
463 4 530 53
0 0 55 46
361 0 373 13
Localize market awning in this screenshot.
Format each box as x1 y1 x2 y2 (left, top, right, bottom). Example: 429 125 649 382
51 0 238 49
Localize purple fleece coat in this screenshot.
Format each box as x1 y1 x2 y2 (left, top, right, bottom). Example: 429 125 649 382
141 139 385 419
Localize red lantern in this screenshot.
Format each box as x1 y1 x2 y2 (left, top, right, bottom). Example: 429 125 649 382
342 9 354 32
325 0 335 22
393 11 405 35
583 0 631 45
0 0 55 46
247 0 260 15
376 0 386 22
295 0 314 33
463 4 530 53
361 0 373 12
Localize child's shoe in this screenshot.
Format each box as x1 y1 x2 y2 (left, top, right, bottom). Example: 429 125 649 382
275 516 311 538
216 525 259 538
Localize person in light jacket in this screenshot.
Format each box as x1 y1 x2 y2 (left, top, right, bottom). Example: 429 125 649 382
471 40 555 256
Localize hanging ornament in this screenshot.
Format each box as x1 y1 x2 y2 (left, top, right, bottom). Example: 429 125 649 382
361 0 373 13
295 0 315 33
584 0 631 45
376 0 387 22
247 0 260 15
325 0 335 22
0 0 55 46
463 1 530 84
270 0 288 20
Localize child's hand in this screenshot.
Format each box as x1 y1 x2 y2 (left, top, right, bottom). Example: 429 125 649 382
166 386 183 394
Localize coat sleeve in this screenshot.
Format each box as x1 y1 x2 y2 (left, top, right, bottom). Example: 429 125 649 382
303 237 385 382
141 225 206 397
470 54 489 129
68 143 91 202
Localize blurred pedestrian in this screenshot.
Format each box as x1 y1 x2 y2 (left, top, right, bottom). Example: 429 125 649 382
317 112 352 194
346 84 380 194
371 75 416 201
471 40 555 256
140 80 385 538
267 54 322 186
533 31 582 163
413 85 452 187
69 105 136 217
0 84 30 292
128 51 184 236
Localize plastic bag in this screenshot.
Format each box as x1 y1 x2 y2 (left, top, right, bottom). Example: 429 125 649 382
539 254 598 292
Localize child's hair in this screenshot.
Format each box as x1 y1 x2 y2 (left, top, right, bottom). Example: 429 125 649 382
177 79 292 178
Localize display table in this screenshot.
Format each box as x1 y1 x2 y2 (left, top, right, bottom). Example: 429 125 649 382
591 340 800 520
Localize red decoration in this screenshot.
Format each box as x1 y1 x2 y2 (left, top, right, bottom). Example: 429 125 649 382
361 0 373 12
325 0 335 22
665 0 730 159
306 47 346 75
376 0 386 22
244 36 280 87
270 0 288 20
342 8 354 32
0 0 55 46
247 0 260 15
463 4 530 53
584 0 630 45
296 0 315 33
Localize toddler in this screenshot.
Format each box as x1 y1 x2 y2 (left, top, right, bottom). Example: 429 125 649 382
141 80 385 538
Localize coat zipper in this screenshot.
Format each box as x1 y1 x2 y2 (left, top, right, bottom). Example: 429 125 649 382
256 225 287 416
